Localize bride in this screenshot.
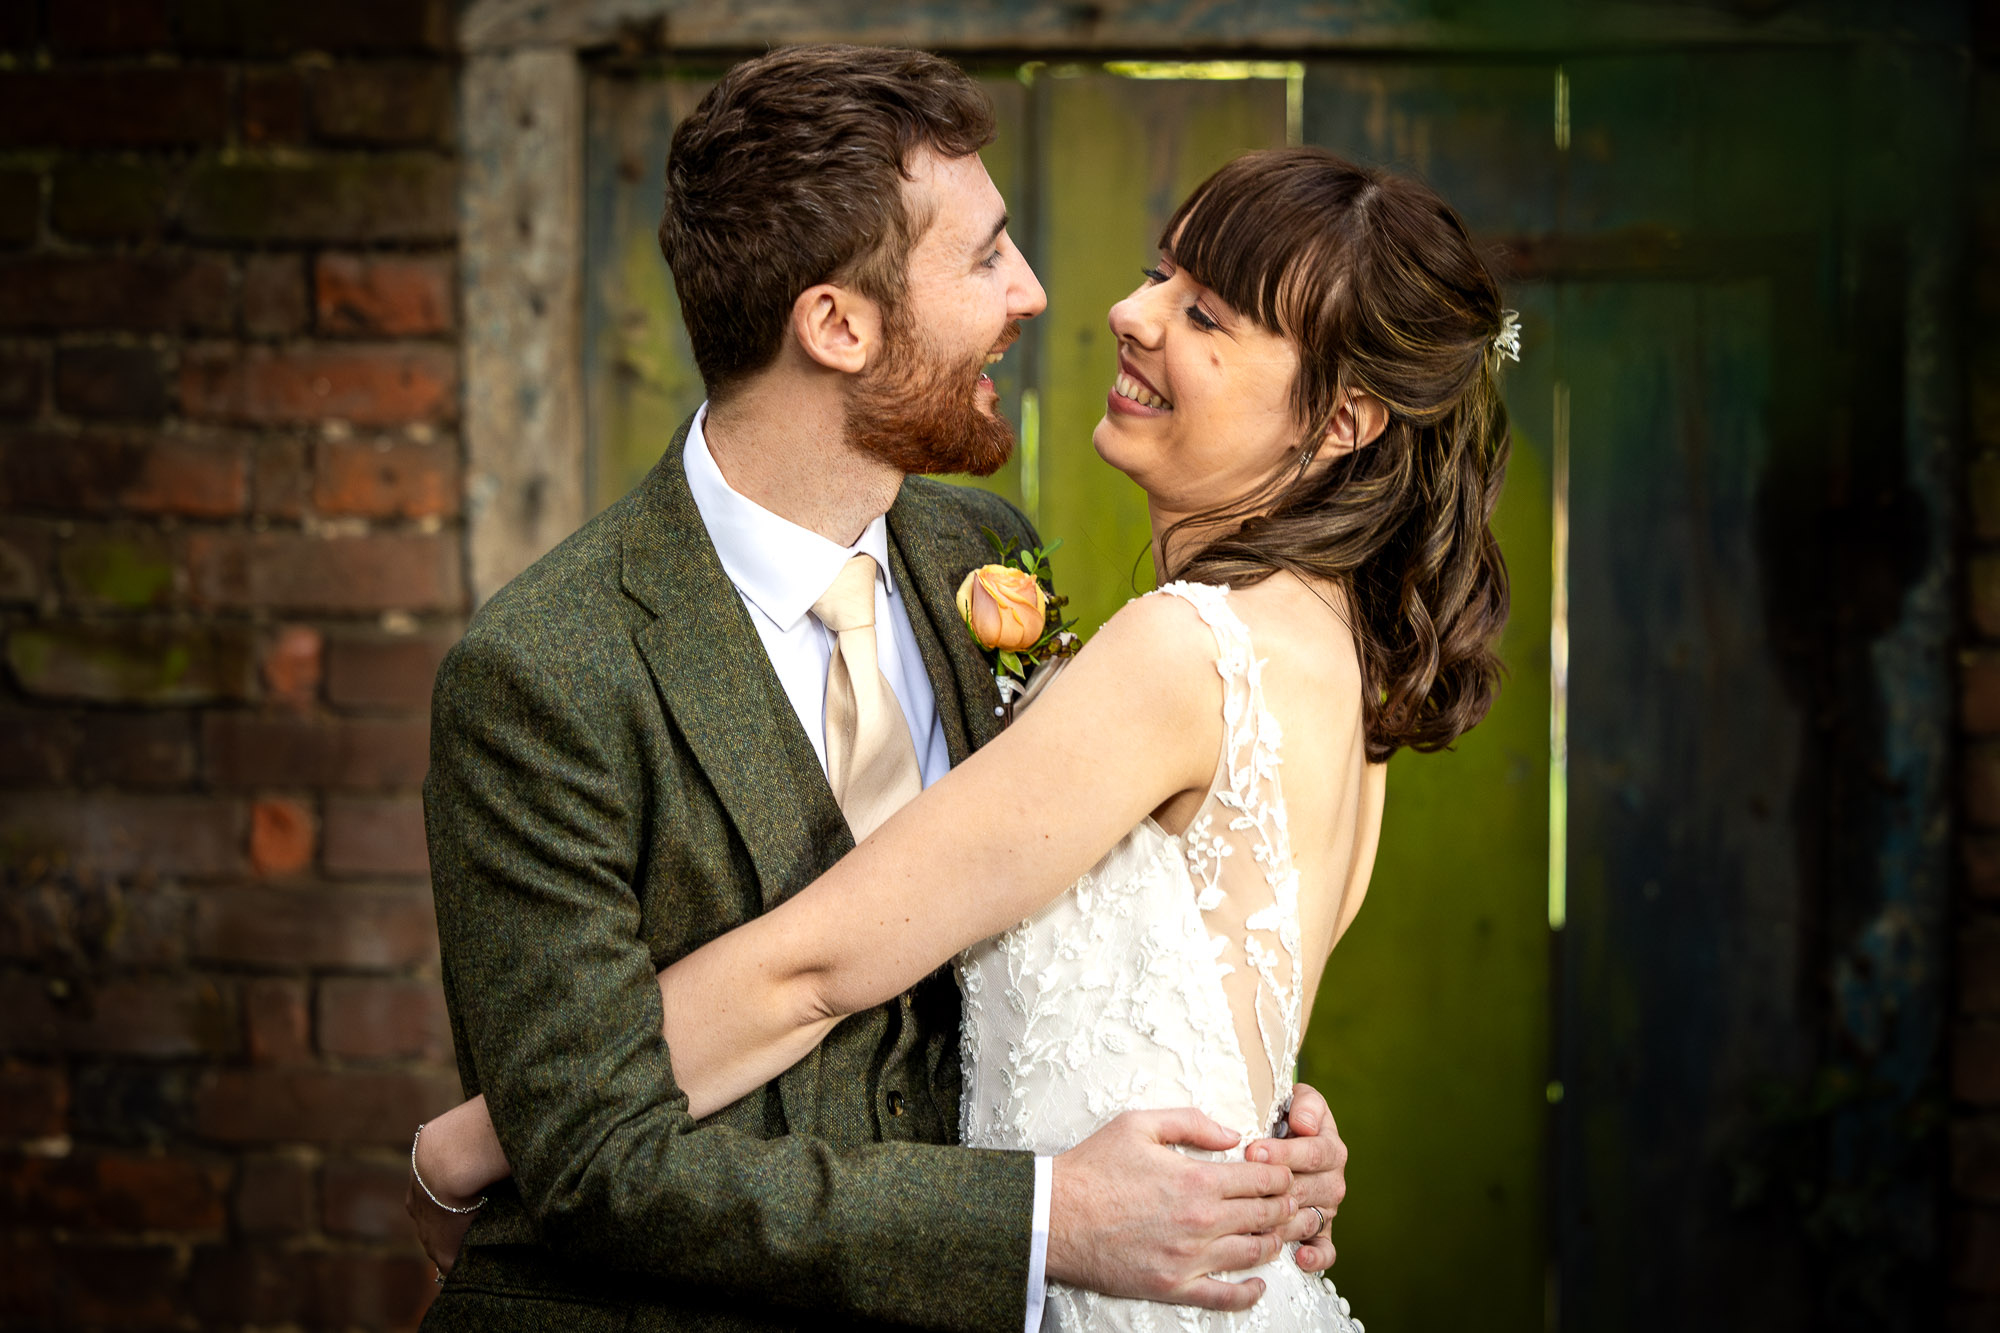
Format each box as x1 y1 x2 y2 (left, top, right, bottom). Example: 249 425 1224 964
412 145 1510 1330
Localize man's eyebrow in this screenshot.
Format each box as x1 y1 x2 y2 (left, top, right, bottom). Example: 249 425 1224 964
974 213 1009 254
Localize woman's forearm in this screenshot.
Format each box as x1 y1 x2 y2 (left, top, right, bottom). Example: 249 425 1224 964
658 951 844 1119
417 1095 512 1201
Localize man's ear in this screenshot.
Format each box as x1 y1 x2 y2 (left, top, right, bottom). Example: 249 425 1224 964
790 282 881 375
1323 390 1389 457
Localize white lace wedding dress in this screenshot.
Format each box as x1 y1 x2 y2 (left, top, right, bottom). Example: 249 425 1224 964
958 582 1364 1332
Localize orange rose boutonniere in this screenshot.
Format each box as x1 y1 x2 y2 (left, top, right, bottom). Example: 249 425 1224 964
958 530 1080 718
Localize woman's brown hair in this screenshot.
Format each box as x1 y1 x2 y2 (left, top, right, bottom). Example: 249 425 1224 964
1161 147 1512 761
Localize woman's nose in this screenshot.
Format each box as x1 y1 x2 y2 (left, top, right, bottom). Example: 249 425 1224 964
1108 288 1162 348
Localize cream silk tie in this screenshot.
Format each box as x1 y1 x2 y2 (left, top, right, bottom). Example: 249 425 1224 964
812 553 923 841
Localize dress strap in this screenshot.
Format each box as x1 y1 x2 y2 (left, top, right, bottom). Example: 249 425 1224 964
1146 580 1305 1127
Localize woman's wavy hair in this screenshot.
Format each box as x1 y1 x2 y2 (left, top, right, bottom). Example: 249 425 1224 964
1161 147 1511 761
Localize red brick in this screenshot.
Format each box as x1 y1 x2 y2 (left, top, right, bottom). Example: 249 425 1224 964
314 437 458 518
190 1245 437 1327
0 69 230 149
49 162 177 242
1962 1023 2000 1104
193 1067 461 1146
0 1147 229 1230
7 622 256 704
1 711 201 788
0 169 37 249
326 629 453 711
242 67 307 147
1959 1207 2000 1295
185 530 463 613
318 976 449 1061
261 624 324 706
182 343 456 426
243 976 312 1065
0 1063 68 1138
54 344 169 420
0 972 236 1058
315 252 454 336
0 254 233 333
0 517 51 602
234 1152 313 1233
0 429 249 517
181 155 457 244
243 253 308 337
321 1155 410 1237
56 1243 186 1326
0 345 44 419
252 435 311 520
1959 1116 2000 1204
179 0 454 54
323 795 428 878
310 63 454 147
0 880 188 969
191 885 438 969
57 525 177 609
49 0 173 53
250 797 315 876
75 712 198 786
203 713 429 788
0 792 246 878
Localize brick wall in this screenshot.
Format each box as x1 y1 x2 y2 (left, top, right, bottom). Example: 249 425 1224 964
1960 15 2000 1329
0 3 463 1328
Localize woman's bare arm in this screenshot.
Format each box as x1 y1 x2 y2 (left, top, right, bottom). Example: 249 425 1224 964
408 594 1223 1238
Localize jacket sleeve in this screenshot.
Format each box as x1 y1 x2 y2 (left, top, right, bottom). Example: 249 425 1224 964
424 628 1036 1331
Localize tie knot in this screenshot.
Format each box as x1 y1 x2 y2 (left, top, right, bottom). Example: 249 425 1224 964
813 553 879 633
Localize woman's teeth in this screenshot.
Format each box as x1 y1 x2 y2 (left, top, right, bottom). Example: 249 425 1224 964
1114 373 1171 411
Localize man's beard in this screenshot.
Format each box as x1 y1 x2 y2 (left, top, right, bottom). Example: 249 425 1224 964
844 317 1018 478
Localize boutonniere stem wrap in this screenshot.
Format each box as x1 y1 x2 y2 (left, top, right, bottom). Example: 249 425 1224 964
958 530 1080 720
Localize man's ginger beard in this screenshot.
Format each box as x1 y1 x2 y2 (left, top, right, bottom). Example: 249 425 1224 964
844 315 1019 478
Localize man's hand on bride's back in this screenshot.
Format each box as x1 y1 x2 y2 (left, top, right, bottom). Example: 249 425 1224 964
1046 1108 1298 1311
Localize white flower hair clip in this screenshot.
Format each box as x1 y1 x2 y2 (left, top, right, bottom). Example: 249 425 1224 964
1492 309 1522 363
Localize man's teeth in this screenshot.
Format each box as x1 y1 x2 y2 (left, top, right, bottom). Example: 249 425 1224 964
984 351 1005 366
1114 372 1171 410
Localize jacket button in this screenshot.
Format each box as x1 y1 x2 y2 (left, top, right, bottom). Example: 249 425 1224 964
887 1091 905 1117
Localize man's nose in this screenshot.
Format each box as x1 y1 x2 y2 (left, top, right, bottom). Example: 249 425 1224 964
1011 252 1048 320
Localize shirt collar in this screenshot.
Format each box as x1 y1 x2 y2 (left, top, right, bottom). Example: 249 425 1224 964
684 403 896 632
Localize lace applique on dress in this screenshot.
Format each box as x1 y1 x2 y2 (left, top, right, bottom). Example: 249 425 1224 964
956 582 1361 1333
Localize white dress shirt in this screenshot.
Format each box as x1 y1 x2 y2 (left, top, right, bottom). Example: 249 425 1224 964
682 408 1051 1331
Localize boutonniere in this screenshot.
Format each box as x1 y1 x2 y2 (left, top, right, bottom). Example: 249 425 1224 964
956 529 1080 720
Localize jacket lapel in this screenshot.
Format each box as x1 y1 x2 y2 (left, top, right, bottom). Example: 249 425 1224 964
886 482 1005 761
622 420 854 914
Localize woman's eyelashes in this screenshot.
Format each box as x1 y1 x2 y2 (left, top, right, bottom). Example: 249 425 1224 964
1139 266 1224 332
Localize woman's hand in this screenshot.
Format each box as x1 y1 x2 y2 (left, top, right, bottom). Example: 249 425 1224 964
404 1097 510 1278
406 1169 478 1277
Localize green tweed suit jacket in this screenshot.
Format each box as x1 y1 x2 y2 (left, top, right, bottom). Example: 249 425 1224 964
422 418 1041 1332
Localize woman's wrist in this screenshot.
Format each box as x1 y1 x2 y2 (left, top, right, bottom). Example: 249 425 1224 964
414 1114 487 1209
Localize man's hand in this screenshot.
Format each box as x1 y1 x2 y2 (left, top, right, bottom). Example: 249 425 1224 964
1245 1083 1348 1274
1047 1108 1297 1311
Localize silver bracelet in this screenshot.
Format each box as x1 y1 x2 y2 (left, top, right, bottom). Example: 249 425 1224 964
411 1122 488 1215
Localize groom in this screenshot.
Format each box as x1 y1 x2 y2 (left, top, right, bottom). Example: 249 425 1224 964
420 44 1347 1331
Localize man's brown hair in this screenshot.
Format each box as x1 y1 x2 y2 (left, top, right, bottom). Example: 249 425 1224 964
658 45 997 399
